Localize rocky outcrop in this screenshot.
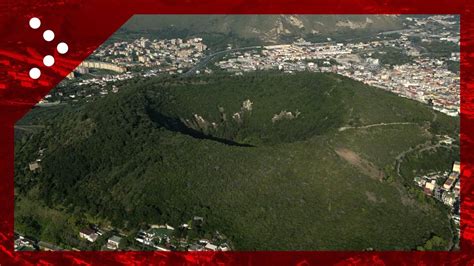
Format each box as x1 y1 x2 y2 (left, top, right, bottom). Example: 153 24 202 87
185 99 253 133
232 99 253 124
272 110 301 123
241 99 253 112
335 18 374 29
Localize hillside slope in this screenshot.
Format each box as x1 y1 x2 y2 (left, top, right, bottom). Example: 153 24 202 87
15 72 458 250
118 15 404 46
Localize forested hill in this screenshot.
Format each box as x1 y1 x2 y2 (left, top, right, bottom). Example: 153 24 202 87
15 72 459 250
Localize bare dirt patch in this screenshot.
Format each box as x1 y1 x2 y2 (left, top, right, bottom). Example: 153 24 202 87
365 191 377 202
335 148 384 181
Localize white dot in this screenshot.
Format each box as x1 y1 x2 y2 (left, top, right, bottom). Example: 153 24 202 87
43 55 55 67
57 42 68 54
29 68 41 79
29 17 41 29
43 30 54 42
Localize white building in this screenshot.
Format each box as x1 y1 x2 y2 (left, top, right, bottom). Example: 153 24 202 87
107 235 122 250
79 229 98 243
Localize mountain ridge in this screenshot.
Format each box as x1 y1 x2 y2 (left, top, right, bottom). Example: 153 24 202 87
118 15 404 46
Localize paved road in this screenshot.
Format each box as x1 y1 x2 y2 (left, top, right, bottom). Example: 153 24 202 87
338 122 417 132
395 140 459 177
14 125 45 132
182 45 262 77
378 29 417 35
338 116 455 178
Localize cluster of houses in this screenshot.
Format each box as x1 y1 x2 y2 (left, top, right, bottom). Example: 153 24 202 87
93 37 207 73
15 227 122 251
14 233 36 251
135 217 231 252
414 161 460 205
215 15 459 116
75 216 232 252
79 227 122 250
216 42 351 73
414 161 461 236
38 76 126 105
14 233 63 251
28 148 46 173
38 37 208 105
360 57 459 116
187 239 231 252
135 224 175 251
38 15 459 119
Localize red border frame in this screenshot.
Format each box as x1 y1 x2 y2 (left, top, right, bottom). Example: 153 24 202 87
1 0 473 264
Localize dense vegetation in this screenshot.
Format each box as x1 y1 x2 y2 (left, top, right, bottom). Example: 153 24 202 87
419 41 459 58
400 146 460 183
15 72 459 250
372 46 413 66
446 60 460 74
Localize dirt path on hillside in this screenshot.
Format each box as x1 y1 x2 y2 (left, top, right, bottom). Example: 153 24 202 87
335 148 384 181
395 140 460 178
14 125 45 132
338 122 416 132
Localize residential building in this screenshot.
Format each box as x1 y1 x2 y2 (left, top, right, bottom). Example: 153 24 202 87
79 228 98 243
107 235 122 250
443 172 459 191
453 161 460 173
